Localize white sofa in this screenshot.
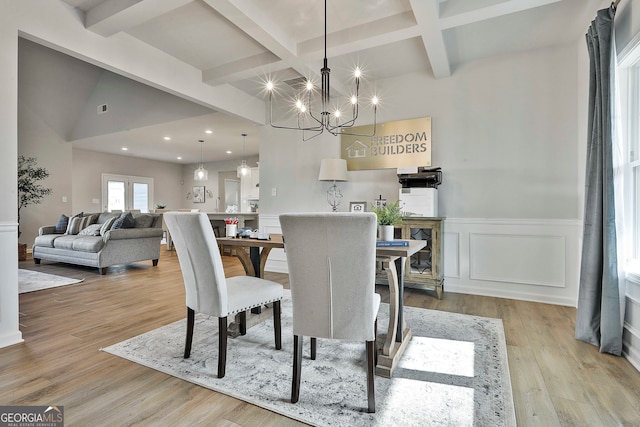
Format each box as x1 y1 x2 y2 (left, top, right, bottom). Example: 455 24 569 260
32 212 164 275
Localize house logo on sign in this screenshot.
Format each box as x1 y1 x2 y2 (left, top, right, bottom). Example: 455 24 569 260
345 140 368 158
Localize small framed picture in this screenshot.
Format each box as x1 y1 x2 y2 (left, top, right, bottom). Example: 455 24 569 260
192 186 205 203
374 198 387 209
350 201 367 212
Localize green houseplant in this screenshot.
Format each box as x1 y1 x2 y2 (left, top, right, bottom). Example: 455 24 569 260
371 200 403 240
18 156 52 238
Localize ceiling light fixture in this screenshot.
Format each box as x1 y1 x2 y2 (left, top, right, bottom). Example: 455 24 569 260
194 139 208 181
237 133 251 178
265 0 378 141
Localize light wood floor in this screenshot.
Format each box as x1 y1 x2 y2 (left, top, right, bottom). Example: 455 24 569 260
5 248 640 426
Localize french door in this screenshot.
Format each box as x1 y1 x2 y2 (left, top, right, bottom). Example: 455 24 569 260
101 174 153 213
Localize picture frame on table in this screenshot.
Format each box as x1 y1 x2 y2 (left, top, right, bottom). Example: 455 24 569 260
192 186 205 203
374 198 387 209
349 201 367 213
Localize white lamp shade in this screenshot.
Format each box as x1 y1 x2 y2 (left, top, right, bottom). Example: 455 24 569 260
318 158 348 182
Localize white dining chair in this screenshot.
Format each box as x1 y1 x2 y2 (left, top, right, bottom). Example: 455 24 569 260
279 212 380 413
164 212 283 378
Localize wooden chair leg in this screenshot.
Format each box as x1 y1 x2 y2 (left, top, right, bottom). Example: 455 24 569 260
238 311 247 336
218 316 228 378
292 335 303 403
310 337 317 360
366 340 376 413
273 300 282 350
184 307 195 359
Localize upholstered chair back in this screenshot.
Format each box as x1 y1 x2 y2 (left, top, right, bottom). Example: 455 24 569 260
280 212 378 341
164 212 228 317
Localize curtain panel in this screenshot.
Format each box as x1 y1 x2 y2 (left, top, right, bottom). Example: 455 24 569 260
575 5 624 356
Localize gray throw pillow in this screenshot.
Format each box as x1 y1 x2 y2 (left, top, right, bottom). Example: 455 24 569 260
66 216 90 235
111 212 135 230
99 216 118 236
55 214 69 233
64 212 84 234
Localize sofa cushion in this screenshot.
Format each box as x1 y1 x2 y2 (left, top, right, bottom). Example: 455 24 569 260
72 236 105 253
55 214 69 233
79 224 102 236
66 216 91 235
97 212 119 224
100 216 118 236
111 212 135 230
53 235 81 250
34 234 61 248
133 213 155 228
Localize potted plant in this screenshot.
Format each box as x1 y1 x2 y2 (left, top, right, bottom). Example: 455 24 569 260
18 156 52 259
371 200 403 241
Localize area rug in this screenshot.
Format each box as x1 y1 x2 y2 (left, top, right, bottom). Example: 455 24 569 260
102 294 515 426
18 269 84 293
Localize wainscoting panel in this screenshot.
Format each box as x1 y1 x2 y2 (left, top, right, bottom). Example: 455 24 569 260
443 218 582 306
443 232 460 279
624 275 640 371
469 233 566 287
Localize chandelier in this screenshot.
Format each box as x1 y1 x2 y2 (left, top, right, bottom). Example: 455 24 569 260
194 139 208 181
265 0 378 141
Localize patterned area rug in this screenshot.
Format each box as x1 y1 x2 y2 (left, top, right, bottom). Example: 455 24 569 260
18 269 84 293
103 294 515 426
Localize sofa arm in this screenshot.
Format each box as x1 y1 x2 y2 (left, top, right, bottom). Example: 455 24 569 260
103 227 164 242
39 225 59 236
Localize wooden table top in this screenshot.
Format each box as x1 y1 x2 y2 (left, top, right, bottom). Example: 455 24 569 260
217 234 425 258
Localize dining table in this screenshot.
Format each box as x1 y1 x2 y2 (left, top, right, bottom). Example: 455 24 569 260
217 234 426 378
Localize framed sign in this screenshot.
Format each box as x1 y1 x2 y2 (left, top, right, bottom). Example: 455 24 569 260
341 117 432 171
192 186 205 203
349 201 367 212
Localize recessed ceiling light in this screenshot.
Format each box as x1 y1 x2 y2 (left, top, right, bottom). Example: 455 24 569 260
163 136 171 141
205 130 213 134
177 156 182 160
226 150 232 154
121 147 128 151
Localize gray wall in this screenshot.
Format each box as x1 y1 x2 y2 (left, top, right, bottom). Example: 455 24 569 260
260 42 581 220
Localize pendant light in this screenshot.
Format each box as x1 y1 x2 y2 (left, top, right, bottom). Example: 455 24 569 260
194 139 208 181
237 133 251 178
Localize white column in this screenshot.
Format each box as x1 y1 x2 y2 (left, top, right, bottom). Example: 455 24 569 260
0 17 23 348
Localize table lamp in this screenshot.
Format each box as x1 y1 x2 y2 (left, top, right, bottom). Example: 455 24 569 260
318 158 348 212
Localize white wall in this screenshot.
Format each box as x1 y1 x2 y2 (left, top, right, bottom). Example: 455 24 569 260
180 155 258 213
260 41 586 307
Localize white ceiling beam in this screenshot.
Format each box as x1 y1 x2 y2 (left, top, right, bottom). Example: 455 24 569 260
201 0 349 96
439 0 562 29
298 11 421 60
85 0 192 37
410 0 451 79
202 52 287 86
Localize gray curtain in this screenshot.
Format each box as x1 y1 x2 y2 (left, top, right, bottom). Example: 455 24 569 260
575 5 622 356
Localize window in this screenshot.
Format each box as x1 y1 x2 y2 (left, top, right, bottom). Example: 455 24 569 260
101 174 153 213
619 37 640 270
